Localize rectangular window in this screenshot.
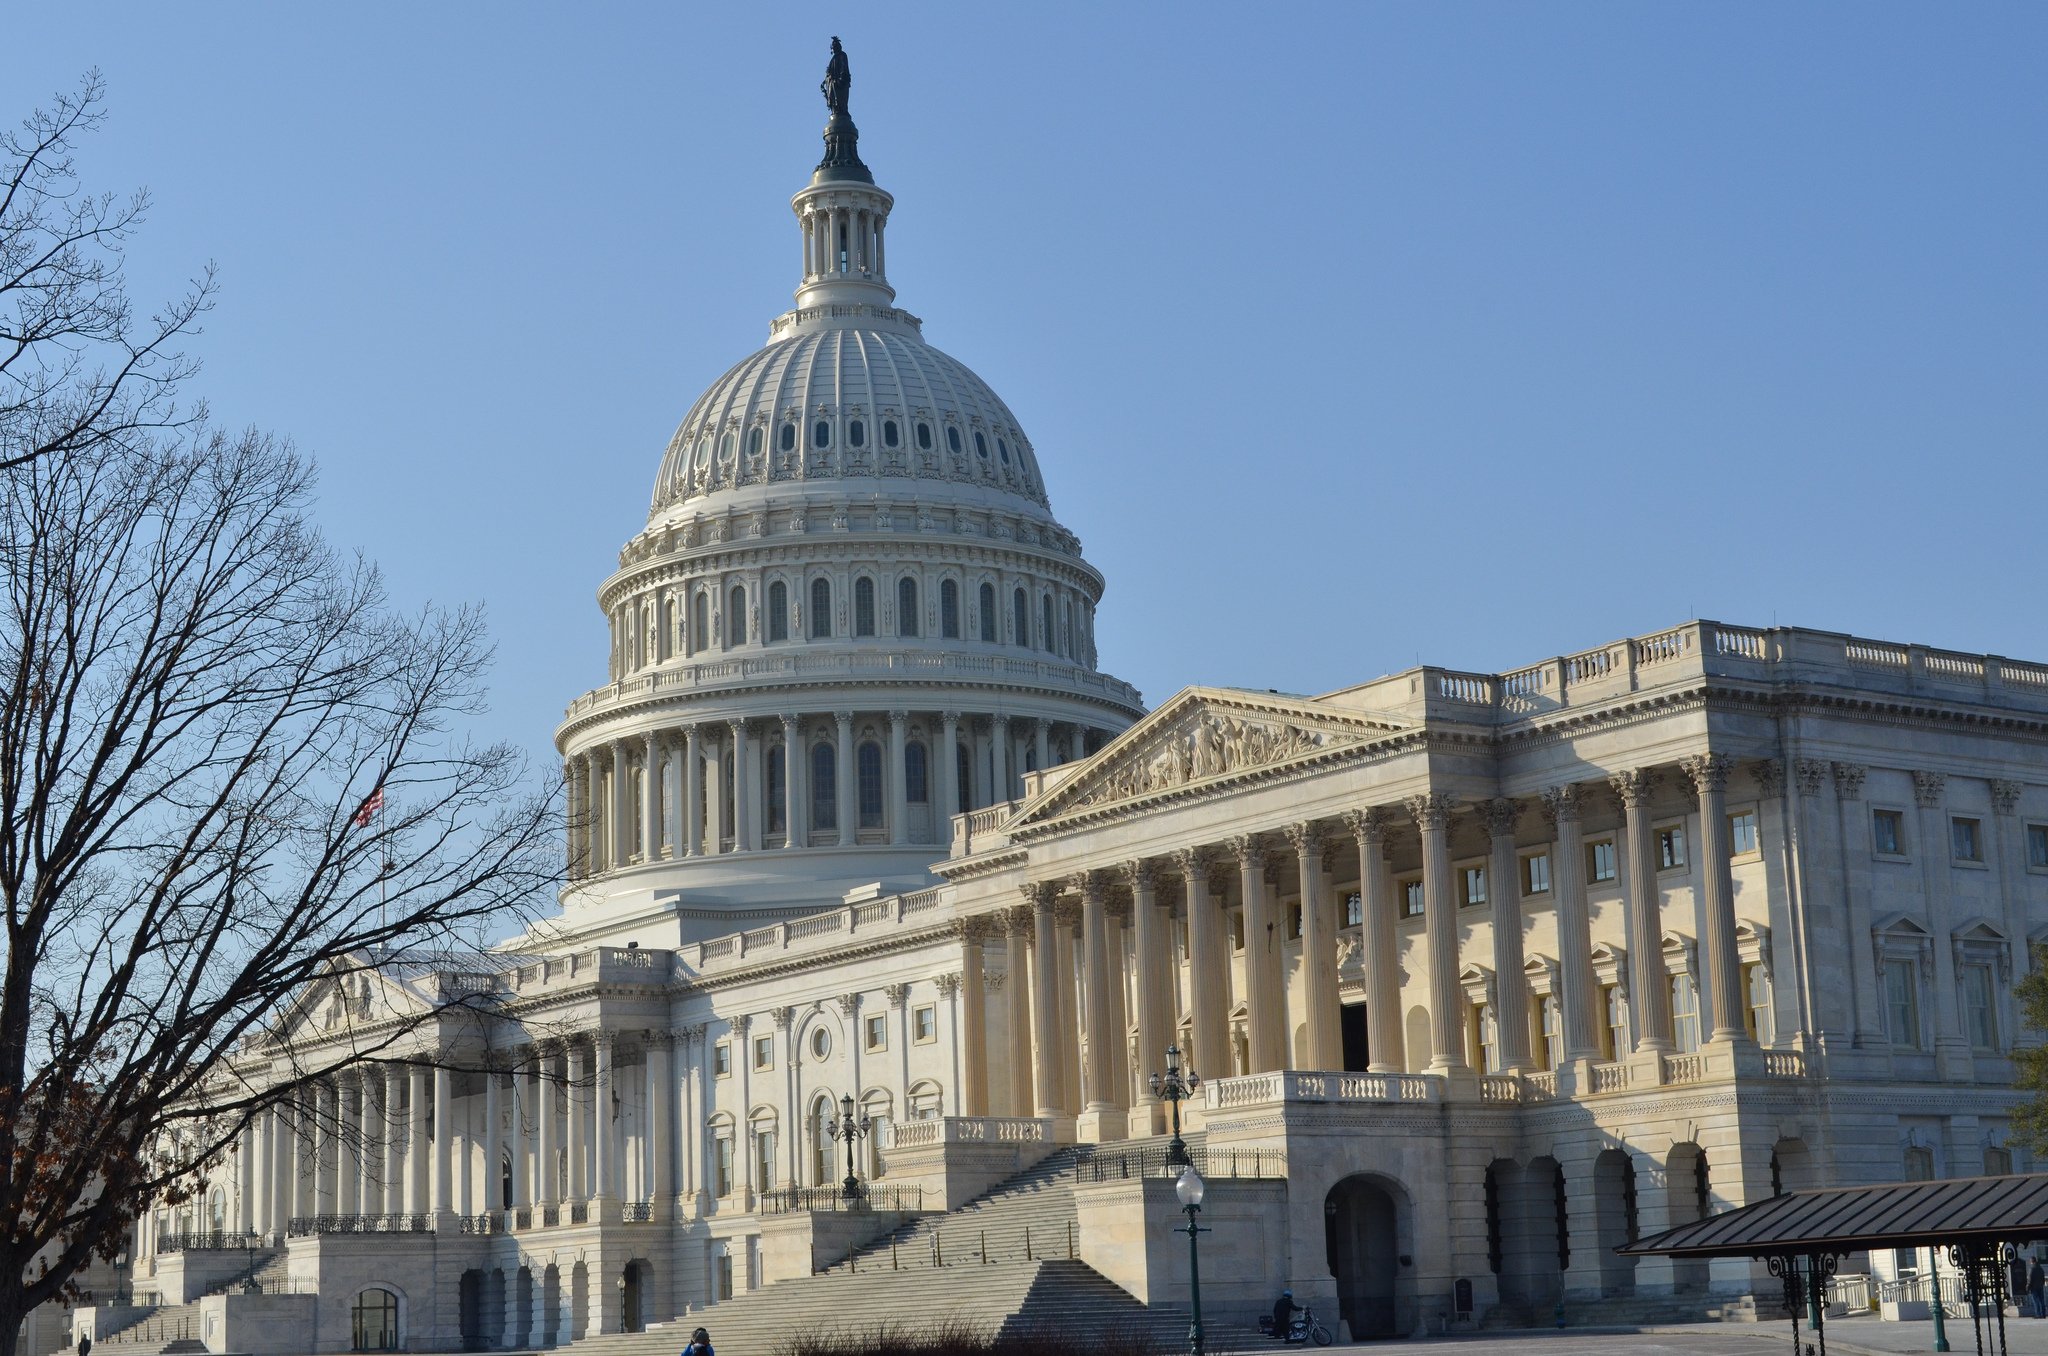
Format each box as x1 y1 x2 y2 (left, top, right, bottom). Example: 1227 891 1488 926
1603 985 1628 1061
1587 839 1618 884
753 1034 774 1071
864 1014 887 1052
1522 852 1551 896
1345 891 1363 927
1230 909 1246 950
1885 958 1920 1049
713 1138 734 1197
2030 824 2048 869
1744 962 1773 1044
1470 1002 1497 1073
1539 995 1562 1071
754 1129 776 1192
1401 878 1425 918
1460 865 1487 908
1873 809 1904 857
1287 902 1302 940
1950 816 1983 862
1657 824 1687 871
1961 964 1997 1050
1670 974 1701 1053
714 1251 734 1301
1729 811 1759 857
713 1042 732 1078
913 1004 938 1043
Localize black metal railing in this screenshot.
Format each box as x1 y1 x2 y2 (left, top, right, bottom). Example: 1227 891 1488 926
513 1208 532 1230
156 1231 251 1252
540 1205 560 1227
457 1213 506 1235
568 1202 588 1224
760 1184 925 1215
1084 1145 1288 1183
622 1202 653 1222
286 1213 430 1236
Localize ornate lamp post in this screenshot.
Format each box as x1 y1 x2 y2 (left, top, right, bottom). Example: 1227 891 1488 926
1148 1044 1201 1169
1175 1166 1208 1356
825 1093 872 1203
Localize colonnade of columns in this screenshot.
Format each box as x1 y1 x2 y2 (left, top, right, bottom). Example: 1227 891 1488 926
801 199 886 282
958 756 1758 1137
565 712 1105 878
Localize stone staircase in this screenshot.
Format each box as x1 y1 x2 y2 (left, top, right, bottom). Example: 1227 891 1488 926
94 1250 288 1356
557 1132 1253 1353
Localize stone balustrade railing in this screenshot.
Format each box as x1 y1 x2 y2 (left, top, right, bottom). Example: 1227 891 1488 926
1661 1052 1708 1085
953 799 1021 856
564 650 1143 722
1762 1050 1808 1079
1588 1061 1631 1094
889 1115 1052 1149
1203 1070 1441 1109
687 886 955 974
1334 620 2048 722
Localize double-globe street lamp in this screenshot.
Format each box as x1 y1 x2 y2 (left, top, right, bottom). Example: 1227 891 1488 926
825 1093 873 1203
1150 1045 1206 1355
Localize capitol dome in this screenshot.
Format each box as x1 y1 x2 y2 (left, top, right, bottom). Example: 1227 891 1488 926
551 49 1143 944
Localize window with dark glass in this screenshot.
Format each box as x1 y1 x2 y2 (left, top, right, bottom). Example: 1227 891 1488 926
748 426 764 456
1587 839 1618 883
810 578 831 638
955 742 972 815
1012 588 1028 647
1522 852 1551 895
1041 594 1055 652
767 581 788 641
1656 823 1686 870
917 422 933 450
857 741 884 827
854 577 875 636
811 745 836 831
813 420 832 449
766 746 786 834
940 580 960 638
898 577 919 637
2030 823 2048 868
1873 808 1905 856
945 425 961 454
974 431 988 458
1951 816 1983 862
1401 878 1424 918
727 585 746 648
691 592 708 652
1729 811 1759 856
905 742 928 803
780 422 796 452
978 583 996 642
883 419 899 447
848 419 865 447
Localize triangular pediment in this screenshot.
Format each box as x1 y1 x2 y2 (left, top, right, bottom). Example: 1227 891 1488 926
1011 686 1409 827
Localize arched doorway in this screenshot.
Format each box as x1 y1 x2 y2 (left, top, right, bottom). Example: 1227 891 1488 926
619 1260 648 1334
1593 1148 1639 1296
1664 1142 1711 1293
1325 1174 1406 1339
351 1288 400 1352
458 1270 485 1351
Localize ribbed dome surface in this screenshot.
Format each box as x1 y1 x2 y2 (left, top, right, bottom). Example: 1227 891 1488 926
649 325 1051 518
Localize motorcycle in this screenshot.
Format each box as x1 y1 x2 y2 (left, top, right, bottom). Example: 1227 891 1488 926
1258 1306 1334 1346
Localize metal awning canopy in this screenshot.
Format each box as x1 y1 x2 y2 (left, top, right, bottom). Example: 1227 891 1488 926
1621 1172 2048 1259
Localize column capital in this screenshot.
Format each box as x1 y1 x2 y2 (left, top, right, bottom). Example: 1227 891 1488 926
836 992 861 1017
1794 758 1831 797
1912 769 1947 809
1018 880 1057 910
888 709 908 725
1605 769 1655 811
1539 783 1581 828
1121 858 1157 893
941 709 962 724
1005 901 1036 931
955 915 997 944
992 712 1011 731
833 709 854 727
536 1036 566 1058
1832 761 1867 801
780 712 800 731
1479 797 1519 841
1405 792 1457 832
883 983 911 1009
983 971 1006 993
1068 869 1106 903
1283 822 1324 858
682 1021 709 1047
1991 779 2023 817
1227 834 1266 869
934 973 963 999
1169 846 1206 881
643 1028 679 1050
771 1005 797 1032
1342 805 1392 845
730 1014 752 1037
1680 752 1736 796
1750 758 1785 800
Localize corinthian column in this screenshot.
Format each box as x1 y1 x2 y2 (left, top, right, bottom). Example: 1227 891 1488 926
683 725 703 857
1683 753 1747 1044
1482 800 1533 1071
1075 872 1126 1141
888 711 909 845
1175 849 1228 1078
1407 793 1467 1075
834 711 856 842
1125 862 1168 1133
960 921 990 1116
609 741 630 868
1024 884 1066 1126
1005 905 1035 1117
1231 836 1285 1072
1544 784 1602 1062
1610 769 1670 1051
1288 824 1341 1071
729 720 754 852
1343 810 1403 1074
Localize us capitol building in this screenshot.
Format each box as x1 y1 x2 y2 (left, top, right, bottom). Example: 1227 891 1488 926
80 43 2045 1356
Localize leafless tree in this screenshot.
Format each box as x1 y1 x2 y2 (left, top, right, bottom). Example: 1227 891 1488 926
0 78 558 1352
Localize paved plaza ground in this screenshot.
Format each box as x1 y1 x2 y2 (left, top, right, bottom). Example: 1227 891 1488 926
1368 1314 2048 1354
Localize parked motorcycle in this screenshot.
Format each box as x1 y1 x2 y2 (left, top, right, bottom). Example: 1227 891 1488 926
1258 1306 1334 1346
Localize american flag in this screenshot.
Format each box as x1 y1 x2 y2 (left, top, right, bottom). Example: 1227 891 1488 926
351 787 385 829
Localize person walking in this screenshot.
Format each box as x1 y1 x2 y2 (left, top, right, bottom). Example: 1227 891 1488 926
2012 1250 2030 1318
2028 1256 2045 1319
76 1334 91 1356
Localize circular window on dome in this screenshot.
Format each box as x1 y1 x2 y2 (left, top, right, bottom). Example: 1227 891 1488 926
974 432 988 459
780 422 797 452
945 426 961 454
748 426 764 456
814 420 832 449
848 419 865 448
997 438 1010 464
883 419 899 448
917 422 933 451
810 1028 831 1060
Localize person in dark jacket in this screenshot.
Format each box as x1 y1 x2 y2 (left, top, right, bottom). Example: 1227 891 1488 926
2029 1257 2045 1318
681 1327 714 1356
2013 1251 2031 1315
1271 1290 1297 1335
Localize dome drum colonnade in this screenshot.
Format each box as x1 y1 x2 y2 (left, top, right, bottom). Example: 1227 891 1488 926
943 752 1764 1142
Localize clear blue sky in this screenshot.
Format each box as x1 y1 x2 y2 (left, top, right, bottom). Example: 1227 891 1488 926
8 5 2044 770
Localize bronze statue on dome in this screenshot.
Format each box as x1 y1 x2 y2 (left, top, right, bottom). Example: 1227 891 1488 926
822 37 851 117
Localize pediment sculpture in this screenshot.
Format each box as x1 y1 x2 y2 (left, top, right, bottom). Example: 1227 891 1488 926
1074 708 1340 809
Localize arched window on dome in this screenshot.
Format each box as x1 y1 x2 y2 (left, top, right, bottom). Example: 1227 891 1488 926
767 581 788 642
883 419 899 448
904 741 928 805
765 745 786 838
1012 588 1029 648
974 431 988 459
917 422 933 451
854 578 876 637
998 438 1010 464
811 745 837 832
810 578 832 638
813 420 832 450
955 741 973 814
848 419 865 448
720 431 736 462
1041 594 1055 654
780 422 797 452
857 741 884 829
691 593 709 654
979 584 996 643
897 578 919 638
940 580 960 639
1063 599 1074 659
748 426 764 457
945 426 962 455
728 585 747 649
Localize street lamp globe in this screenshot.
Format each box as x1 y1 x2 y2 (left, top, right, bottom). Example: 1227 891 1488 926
1175 1167 1206 1211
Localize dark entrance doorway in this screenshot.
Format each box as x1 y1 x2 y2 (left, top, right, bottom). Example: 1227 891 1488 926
620 1261 647 1333
1326 1175 1402 1338
1340 1004 1370 1071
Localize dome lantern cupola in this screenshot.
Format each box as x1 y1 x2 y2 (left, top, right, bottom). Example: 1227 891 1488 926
793 38 896 314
